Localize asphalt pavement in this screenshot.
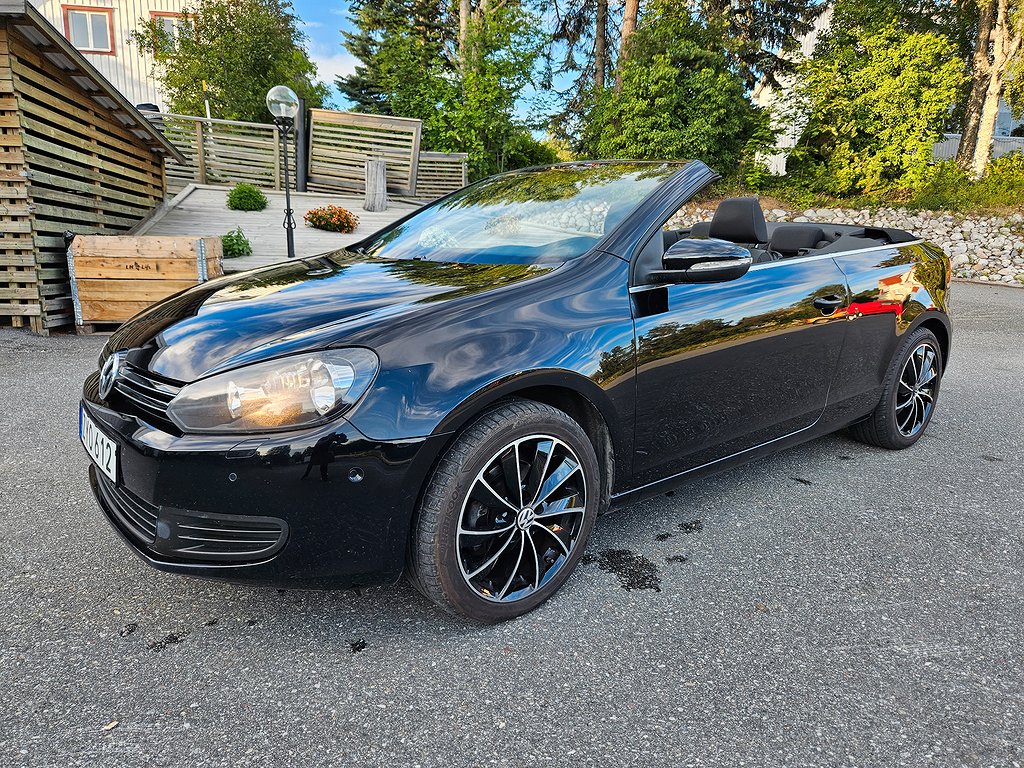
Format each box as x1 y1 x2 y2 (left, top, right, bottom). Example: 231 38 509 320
1 281 1022 767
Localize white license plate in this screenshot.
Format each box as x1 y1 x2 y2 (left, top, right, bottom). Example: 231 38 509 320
80 405 118 482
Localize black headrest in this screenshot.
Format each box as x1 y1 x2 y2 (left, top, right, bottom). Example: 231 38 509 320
770 225 826 255
709 198 768 244
688 221 712 238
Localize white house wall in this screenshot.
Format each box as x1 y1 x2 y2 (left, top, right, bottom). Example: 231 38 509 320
29 0 187 108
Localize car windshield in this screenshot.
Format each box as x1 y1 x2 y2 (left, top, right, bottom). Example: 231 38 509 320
357 162 684 265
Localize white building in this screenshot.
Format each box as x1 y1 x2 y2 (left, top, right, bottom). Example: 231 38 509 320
29 0 187 108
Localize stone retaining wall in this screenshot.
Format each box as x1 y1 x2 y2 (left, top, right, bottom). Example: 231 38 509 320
669 205 1024 287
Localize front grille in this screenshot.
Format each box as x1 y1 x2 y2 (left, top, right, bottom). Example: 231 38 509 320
91 468 289 565
94 469 158 545
164 513 288 562
111 365 180 433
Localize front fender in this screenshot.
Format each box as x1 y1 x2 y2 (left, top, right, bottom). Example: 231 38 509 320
434 366 623 435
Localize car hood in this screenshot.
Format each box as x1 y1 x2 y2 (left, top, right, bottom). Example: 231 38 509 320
109 254 556 382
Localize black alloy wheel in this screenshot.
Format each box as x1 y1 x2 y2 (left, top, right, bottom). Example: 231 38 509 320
849 326 944 450
408 399 599 623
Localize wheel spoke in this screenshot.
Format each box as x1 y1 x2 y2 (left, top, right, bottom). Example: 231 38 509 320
897 400 917 432
526 530 542 590
470 476 519 515
465 528 518 580
917 388 934 402
535 458 581 507
919 349 935 385
525 439 557 507
459 522 516 537
500 442 523 509
535 505 584 521
497 533 526 599
531 522 570 559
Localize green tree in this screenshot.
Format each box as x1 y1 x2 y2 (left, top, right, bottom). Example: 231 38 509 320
584 8 766 171
339 0 552 178
691 0 824 90
134 0 328 121
791 23 966 195
338 0 451 116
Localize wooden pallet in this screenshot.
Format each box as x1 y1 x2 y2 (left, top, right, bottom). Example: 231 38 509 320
69 235 223 327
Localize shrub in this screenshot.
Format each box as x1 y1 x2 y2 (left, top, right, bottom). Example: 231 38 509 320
908 161 970 210
221 227 252 258
969 152 1024 207
304 205 359 233
792 24 966 197
226 183 268 211
909 154 1024 211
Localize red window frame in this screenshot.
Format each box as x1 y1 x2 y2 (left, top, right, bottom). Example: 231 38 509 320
148 11 185 57
61 5 116 56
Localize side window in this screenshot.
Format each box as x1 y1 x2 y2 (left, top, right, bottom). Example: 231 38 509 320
63 6 114 54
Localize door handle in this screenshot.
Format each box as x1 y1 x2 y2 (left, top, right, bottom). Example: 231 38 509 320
813 295 844 315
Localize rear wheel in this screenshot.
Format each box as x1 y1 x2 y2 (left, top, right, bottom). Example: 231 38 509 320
408 399 599 623
849 327 943 449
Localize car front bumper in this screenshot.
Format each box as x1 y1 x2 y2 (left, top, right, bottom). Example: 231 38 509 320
81 377 449 589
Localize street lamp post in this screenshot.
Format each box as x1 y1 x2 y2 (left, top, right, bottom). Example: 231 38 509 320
266 85 300 260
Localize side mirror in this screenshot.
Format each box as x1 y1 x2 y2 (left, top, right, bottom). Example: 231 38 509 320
649 238 753 284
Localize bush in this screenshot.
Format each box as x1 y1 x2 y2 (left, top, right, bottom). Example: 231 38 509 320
969 152 1024 207
304 205 359 233
226 183 268 211
792 24 966 197
907 161 970 210
909 154 1024 211
221 227 252 258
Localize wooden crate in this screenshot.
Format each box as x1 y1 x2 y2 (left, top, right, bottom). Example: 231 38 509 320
69 235 223 328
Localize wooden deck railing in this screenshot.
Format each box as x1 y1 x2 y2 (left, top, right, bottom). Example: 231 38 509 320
143 112 284 194
143 110 469 199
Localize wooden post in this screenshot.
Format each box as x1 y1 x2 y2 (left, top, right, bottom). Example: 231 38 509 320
295 99 308 193
273 125 281 191
364 159 388 212
194 120 207 184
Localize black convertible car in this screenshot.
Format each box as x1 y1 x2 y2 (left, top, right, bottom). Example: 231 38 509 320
80 161 951 622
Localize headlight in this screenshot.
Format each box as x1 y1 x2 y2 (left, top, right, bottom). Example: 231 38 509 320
166 349 378 434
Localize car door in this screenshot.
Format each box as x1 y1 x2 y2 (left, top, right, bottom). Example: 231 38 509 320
630 254 850 487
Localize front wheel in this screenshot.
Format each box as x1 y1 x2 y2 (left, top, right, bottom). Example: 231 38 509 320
408 399 599 623
849 326 944 449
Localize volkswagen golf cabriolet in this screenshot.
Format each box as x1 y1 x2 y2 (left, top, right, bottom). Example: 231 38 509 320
80 161 952 622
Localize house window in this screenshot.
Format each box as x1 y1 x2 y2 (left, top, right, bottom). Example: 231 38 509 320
63 6 115 54
149 11 185 56
150 12 184 51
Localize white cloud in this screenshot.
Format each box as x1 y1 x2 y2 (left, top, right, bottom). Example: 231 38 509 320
306 39 357 83
312 51 358 82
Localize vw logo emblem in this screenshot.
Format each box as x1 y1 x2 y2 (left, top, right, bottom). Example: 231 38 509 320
98 351 124 400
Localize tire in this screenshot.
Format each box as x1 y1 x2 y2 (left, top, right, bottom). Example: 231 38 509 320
849 326 943 450
408 398 600 623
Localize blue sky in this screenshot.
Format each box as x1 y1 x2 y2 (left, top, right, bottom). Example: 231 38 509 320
292 1 358 108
